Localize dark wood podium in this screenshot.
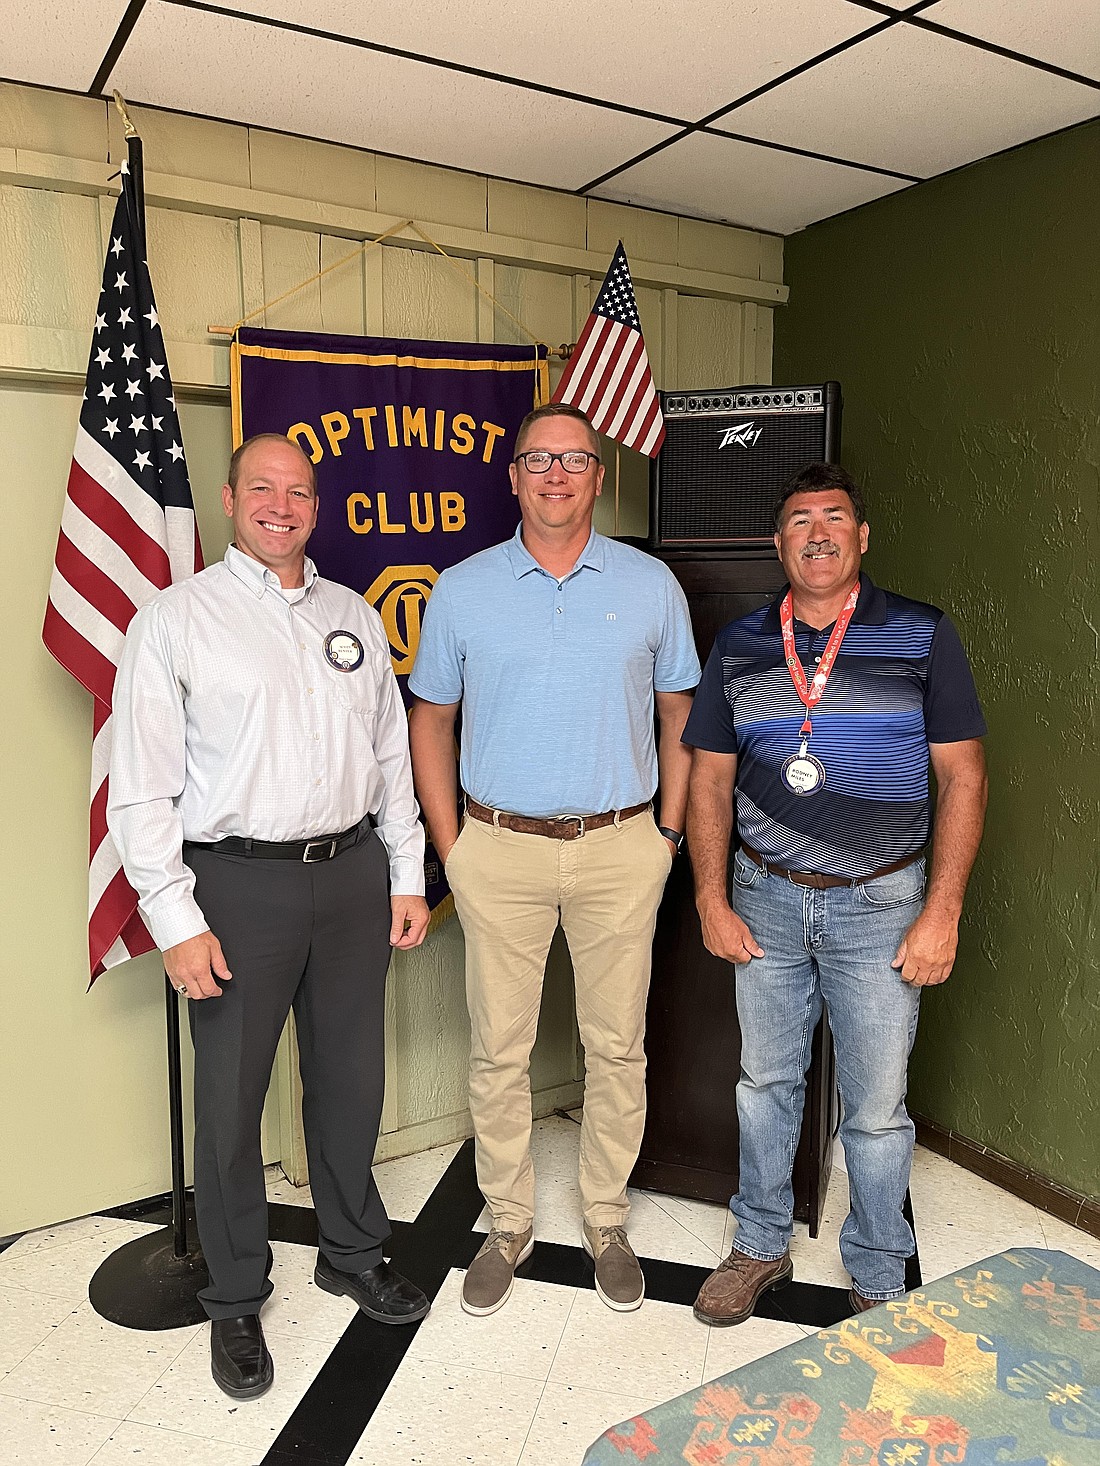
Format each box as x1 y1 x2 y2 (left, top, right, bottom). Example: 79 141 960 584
630 550 839 1236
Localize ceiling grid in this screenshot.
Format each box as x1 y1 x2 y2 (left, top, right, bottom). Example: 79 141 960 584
3 0 1097 234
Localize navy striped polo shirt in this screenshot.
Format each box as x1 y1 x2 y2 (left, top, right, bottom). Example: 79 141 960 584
682 572 986 879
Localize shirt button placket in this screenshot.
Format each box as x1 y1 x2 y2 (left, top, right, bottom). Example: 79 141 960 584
292 605 324 809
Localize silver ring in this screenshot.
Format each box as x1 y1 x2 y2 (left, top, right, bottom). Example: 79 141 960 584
176 983 188 995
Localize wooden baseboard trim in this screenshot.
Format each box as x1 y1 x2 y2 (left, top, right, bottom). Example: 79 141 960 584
913 1115 1099 1241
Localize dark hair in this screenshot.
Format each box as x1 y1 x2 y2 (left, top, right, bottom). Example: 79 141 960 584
773 462 866 529
227 433 317 494
513 403 600 458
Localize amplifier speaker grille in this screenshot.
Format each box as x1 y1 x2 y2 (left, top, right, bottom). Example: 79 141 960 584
650 382 842 548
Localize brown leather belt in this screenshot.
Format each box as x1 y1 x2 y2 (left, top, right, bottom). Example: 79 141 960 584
740 842 924 890
465 798 650 840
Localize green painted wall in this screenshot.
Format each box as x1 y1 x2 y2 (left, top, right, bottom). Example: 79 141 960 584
774 119 1100 1202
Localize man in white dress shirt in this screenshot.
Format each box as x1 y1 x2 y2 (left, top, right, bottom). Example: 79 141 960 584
109 435 431 1400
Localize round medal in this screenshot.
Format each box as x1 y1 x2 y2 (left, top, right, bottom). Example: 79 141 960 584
323 630 364 672
781 752 826 796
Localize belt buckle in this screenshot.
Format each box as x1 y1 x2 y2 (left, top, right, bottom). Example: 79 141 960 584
303 838 338 863
554 815 586 840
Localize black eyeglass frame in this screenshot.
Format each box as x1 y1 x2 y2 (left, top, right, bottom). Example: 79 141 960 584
512 450 601 474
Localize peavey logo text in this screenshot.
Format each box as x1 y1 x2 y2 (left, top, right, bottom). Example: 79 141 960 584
718 422 763 449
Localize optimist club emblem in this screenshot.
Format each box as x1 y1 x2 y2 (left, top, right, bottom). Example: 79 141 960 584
323 630 364 672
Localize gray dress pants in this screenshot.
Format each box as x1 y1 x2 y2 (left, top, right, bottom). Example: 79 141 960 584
185 826 393 1320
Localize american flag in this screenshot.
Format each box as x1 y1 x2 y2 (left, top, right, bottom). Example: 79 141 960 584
42 159 203 982
552 241 665 457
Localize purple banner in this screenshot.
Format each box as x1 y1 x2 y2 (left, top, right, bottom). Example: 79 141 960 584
233 327 547 909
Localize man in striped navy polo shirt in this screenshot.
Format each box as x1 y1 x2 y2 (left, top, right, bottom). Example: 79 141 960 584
683 462 987 1324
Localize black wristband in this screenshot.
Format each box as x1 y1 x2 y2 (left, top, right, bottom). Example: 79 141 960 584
658 826 685 854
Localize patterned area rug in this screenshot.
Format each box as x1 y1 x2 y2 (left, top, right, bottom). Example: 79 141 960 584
583 1248 1100 1465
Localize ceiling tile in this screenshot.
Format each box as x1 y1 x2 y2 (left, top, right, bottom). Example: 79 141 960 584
722 22 1100 176
231 0 882 120
596 131 910 236
107 2 676 192
926 0 1100 82
4 1 131 90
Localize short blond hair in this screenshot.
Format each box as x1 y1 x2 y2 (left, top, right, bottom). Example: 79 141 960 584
513 404 600 458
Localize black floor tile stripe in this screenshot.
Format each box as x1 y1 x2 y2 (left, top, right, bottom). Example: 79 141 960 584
260 1142 489 1466
94 1140 924 1465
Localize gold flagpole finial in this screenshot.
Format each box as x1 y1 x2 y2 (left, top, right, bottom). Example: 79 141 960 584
112 91 138 138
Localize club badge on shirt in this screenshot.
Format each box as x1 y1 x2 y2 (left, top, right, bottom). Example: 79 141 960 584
323 630 364 672
781 747 827 796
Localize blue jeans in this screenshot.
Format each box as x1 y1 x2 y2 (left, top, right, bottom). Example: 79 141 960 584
729 847 925 1299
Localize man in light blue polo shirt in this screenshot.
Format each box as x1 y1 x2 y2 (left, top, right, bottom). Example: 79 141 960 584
409 403 699 1316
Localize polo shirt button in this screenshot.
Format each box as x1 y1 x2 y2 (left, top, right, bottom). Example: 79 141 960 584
556 608 562 615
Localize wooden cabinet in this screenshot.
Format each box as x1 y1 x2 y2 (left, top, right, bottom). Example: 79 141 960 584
630 549 839 1236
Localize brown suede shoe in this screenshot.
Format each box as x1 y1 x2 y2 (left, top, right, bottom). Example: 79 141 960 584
583 1223 644 1311
848 1287 882 1315
461 1228 533 1316
693 1248 793 1326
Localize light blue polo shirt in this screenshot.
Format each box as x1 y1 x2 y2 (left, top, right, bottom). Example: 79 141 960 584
409 526 700 817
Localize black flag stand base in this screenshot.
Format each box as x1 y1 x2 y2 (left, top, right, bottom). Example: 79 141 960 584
89 972 209 1329
88 1202 209 1331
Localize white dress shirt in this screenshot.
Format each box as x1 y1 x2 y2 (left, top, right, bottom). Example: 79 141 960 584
109 545 425 951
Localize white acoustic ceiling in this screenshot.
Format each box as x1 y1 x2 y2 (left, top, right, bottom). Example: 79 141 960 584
4 0 1098 235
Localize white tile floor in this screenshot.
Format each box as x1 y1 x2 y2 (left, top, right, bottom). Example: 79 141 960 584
2 1115 1097 1465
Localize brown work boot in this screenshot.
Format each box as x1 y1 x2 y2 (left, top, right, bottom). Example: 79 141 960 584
583 1223 644 1311
693 1248 793 1326
461 1227 533 1316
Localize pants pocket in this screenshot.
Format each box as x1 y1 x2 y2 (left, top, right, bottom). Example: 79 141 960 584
855 858 926 908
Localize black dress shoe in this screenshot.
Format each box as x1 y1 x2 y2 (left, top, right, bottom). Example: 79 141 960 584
210 1315 274 1400
314 1256 430 1324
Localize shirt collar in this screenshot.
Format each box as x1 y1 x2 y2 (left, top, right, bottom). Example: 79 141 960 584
502 523 606 579
759 569 886 633
225 543 318 598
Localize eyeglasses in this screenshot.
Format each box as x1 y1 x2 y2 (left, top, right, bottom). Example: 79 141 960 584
514 451 600 474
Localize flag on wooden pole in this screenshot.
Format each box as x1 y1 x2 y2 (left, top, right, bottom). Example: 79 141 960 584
552 241 665 456
42 158 203 981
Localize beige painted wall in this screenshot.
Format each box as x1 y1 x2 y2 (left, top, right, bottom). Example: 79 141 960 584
0 82 783 1234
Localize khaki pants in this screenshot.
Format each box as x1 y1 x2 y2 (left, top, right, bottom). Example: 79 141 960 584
446 809 673 1231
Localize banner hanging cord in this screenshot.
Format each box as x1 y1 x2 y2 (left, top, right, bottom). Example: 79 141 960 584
407 222 545 352
214 218 415 336
209 217 570 369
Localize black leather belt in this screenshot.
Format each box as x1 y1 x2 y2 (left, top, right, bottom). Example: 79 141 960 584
184 817 373 863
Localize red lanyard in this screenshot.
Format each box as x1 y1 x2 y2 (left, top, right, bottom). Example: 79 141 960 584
779 582 860 738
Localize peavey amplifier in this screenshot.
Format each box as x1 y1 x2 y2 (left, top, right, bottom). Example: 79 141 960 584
649 381 842 548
